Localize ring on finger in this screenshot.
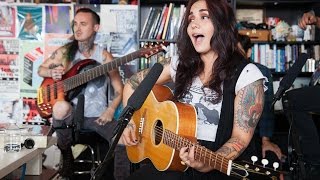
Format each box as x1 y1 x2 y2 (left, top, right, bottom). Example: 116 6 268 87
180 161 186 165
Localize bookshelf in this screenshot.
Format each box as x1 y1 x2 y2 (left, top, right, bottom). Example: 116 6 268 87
138 0 186 69
138 0 320 76
236 0 320 75
138 0 186 42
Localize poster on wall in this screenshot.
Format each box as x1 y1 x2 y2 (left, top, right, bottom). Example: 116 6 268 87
17 5 43 41
19 40 44 98
44 33 72 59
0 39 19 97
22 97 48 124
45 5 73 34
99 5 138 83
100 5 138 57
0 6 16 38
0 98 22 124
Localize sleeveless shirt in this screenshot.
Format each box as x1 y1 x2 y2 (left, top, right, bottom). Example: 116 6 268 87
71 45 109 117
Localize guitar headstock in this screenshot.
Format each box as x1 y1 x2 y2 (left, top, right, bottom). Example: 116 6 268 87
139 42 169 58
231 156 282 180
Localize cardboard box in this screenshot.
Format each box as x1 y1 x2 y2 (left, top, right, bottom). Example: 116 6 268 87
239 29 270 42
236 9 264 24
23 47 43 87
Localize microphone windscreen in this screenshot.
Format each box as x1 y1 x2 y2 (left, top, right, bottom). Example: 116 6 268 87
127 63 163 110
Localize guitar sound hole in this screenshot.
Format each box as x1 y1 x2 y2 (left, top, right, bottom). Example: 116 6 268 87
154 120 163 145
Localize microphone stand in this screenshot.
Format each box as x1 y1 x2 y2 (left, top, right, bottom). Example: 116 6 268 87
90 63 164 180
91 106 134 180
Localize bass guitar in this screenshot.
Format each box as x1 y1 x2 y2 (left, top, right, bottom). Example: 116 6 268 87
127 85 281 179
36 43 167 118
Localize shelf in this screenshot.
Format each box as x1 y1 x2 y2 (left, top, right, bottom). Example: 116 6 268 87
236 0 318 6
251 41 320 45
139 39 176 43
271 71 313 78
140 0 187 5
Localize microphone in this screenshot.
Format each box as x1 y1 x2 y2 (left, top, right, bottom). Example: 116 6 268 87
271 53 308 107
118 62 164 118
92 63 163 180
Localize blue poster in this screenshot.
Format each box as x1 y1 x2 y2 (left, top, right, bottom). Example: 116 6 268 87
45 5 72 34
17 6 43 40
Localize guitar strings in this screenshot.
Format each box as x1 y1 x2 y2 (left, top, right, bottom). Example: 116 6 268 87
40 46 163 103
40 53 134 101
150 126 275 178
152 125 229 173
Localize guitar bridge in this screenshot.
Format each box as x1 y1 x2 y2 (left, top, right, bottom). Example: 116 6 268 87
138 109 147 136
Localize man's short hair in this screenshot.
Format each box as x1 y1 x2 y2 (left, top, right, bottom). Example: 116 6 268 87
75 7 100 25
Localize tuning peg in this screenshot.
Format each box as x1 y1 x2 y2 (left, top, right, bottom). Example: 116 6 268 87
261 159 269 168
273 162 279 171
251 156 258 164
161 44 168 52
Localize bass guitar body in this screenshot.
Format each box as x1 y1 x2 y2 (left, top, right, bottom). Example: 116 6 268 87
127 85 198 171
36 59 95 118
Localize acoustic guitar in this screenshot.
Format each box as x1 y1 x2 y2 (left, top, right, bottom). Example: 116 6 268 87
127 85 281 179
36 43 167 118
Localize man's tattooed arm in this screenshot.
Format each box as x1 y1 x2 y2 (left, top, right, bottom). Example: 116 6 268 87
216 79 264 160
49 50 58 60
127 68 150 90
48 63 63 69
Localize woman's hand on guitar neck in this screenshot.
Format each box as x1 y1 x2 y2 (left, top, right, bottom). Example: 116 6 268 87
119 120 138 146
179 146 213 173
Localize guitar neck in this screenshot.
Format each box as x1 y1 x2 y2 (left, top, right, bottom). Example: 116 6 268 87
63 51 139 92
163 129 230 175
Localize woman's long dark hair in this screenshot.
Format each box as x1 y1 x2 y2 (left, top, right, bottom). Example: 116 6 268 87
174 0 243 103
65 8 100 61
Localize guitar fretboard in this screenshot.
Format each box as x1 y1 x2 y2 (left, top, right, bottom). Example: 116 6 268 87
62 51 139 92
162 129 229 174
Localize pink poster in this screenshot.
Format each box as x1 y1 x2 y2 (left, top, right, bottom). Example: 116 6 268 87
0 6 16 38
44 33 72 59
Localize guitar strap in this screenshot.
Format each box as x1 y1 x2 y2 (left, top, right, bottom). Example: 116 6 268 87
212 58 256 161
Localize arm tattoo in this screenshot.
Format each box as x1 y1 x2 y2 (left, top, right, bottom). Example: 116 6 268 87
61 49 69 59
158 57 171 65
127 68 150 90
216 138 245 159
48 63 63 69
50 50 58 60
235 80 264 133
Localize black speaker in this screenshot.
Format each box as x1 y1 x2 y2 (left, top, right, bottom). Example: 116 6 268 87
282 86 320 180
21 138 35 149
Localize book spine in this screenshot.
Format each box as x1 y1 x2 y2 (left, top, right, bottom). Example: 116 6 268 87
156 5 169 40
152 4 166 39
140 7 153 39
142 8 156 39
147 9 161 39
162 3 174 40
